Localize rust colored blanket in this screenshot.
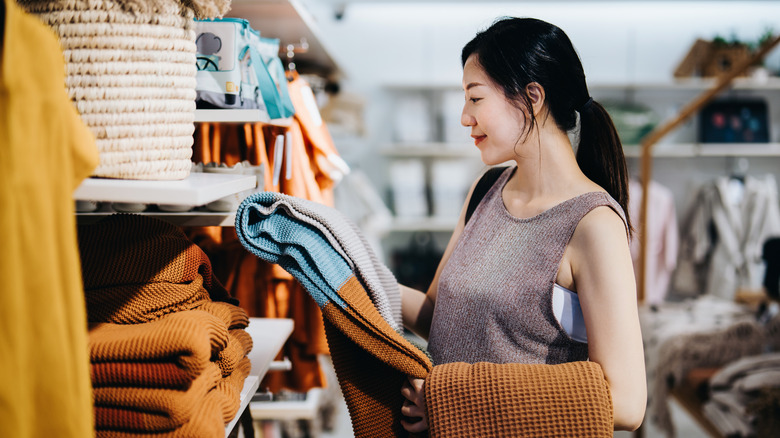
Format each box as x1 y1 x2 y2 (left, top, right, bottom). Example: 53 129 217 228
426 361 613 437
88 309 228 376
78 214 236 324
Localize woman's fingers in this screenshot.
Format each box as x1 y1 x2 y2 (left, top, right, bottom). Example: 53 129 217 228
400 381 414 401
401 376 429 432
401 417 429 433
401 399 423 418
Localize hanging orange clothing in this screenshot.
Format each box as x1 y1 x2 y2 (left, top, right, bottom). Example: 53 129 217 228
0 0 99 435
189 112 342 392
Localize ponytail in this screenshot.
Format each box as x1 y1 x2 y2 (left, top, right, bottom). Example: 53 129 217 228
577 97 633 236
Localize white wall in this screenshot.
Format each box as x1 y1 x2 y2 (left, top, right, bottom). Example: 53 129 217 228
306 1 780 89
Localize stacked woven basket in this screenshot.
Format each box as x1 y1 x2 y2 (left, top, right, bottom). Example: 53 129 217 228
20 0 230 180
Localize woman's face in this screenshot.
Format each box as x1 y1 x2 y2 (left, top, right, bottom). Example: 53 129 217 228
461 55 529 165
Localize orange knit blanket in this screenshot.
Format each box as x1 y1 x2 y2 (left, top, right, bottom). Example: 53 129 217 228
78 214 235 324
94 357 252 434
426 361 613 437
321 277 432 438
88 309 228 376
91 362 193 389
94 363 222 431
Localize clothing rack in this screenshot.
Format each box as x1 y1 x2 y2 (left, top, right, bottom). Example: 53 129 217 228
636 34 780 303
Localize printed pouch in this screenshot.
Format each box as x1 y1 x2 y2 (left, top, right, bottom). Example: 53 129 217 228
194 18 268 116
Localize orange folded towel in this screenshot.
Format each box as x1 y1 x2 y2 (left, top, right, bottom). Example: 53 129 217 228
425 361 613 437
93 363 222 432
213 356 253 423
78 214 236 324
199 301 250 329
90 362 193 389
214 329 253 378
96 382 227 438
89 310 229 376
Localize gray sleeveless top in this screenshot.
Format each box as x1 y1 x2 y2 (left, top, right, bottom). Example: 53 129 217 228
427 166 627 366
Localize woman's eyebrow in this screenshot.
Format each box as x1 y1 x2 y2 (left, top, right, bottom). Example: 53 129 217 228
465 82 484 90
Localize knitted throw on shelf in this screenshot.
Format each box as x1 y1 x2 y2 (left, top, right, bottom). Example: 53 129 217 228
235 192 614 437
78 214 236 324
89 312 252 433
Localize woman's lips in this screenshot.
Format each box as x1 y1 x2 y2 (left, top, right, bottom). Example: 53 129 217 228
472 135 486 146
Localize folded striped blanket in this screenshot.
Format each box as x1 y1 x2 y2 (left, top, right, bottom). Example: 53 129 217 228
236 192 430 437
236 191 401 330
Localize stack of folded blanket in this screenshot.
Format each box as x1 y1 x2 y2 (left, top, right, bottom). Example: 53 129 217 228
79 214 253 437
235 192 614 438
703 352 780 437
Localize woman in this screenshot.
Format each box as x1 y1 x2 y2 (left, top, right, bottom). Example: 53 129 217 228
399 17 646 432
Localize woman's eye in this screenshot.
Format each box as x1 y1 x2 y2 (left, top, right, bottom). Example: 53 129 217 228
469 97 481 103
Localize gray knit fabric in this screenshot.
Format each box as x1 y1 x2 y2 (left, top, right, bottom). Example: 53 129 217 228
428 166 627 366
243 193 402 331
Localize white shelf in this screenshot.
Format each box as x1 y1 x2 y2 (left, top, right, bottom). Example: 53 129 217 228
225 375 261 437
250 388 322 421
76 211 239 227
380 143 477 158
194 109 293 126
387 217 457 233
227 0 342 77
73 173 256 206
591 77 780 91
244 317 294 380
624 143 780 157
382 77 780 92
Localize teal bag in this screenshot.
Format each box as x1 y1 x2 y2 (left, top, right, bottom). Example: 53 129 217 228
246 32 295 119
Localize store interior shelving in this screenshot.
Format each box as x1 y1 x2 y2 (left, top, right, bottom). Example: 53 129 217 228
376 77 780 234
226 0 342 78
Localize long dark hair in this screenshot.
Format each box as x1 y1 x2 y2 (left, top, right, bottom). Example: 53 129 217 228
462 17 631 234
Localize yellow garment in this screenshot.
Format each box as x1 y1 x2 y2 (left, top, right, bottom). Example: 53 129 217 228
0 0 99 436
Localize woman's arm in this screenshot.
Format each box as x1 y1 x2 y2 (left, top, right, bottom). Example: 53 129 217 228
567 206 647 431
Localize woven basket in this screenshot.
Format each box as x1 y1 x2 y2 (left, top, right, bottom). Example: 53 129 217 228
19 0 201 180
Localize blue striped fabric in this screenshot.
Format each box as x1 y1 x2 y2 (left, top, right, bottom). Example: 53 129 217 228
236 197 350 309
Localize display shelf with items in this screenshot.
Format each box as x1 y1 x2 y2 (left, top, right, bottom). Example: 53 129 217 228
375 76 780 238
194 109 293 126
225 0 342 78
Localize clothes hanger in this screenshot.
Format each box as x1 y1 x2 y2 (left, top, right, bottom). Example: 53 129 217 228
728 156 749 184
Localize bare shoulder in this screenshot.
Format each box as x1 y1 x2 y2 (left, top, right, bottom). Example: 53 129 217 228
569 205 629 252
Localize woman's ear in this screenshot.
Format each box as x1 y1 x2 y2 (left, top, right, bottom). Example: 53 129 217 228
525 82 546 117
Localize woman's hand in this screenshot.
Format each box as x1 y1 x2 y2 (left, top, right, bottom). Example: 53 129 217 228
400 376 428 433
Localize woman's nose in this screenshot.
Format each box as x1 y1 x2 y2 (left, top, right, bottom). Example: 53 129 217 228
461 107 475 127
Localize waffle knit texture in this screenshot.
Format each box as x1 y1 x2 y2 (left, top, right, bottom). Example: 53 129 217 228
95 383 226 438
93 362 222 431
236 191 402 331
429 166 627 366
426 361 613 437
78 214 236 324
88 309 228 376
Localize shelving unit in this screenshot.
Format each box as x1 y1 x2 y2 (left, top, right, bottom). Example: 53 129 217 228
226 0 342 78
74 173 256 206
194 109 293 126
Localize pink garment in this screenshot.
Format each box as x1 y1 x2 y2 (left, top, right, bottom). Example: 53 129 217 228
629 179 679 304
